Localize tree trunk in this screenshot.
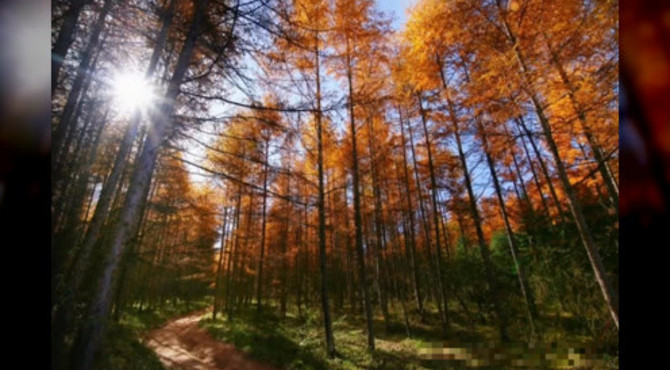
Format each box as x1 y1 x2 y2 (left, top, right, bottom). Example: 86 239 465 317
476 118 538 339
226 186 242 319
72 2 208 368
508 122 551 220
256 137 270 314
496 4 618 329
314 35 336 356
213 206 229 320
396 105 424 319
71 0 175 311
417 94 449 331
51 107 108 370
366 117 390 330
544 38 619 212
406 114 439 322
52 0 91 93
53 0 112 168
345 37 375 351
446 94 510 341
516 117 565 221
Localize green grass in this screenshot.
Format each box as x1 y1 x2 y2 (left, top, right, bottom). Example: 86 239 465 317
93 297 617 369
95 323 165 370
119 298 212 334
94 297 212 369
200 306 467 369
200 304 618 369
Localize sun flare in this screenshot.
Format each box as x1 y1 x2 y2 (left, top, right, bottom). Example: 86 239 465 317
111 71 156 113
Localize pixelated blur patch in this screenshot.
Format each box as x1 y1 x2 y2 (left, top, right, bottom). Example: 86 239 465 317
417 341 609 368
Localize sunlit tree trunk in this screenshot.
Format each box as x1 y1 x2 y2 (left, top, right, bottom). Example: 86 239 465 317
72 2 209 367
70 0 175 313
213 206 229 320
226 186 243 319
342 182 356 313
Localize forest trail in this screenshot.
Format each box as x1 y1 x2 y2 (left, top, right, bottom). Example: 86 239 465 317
143 308 278 370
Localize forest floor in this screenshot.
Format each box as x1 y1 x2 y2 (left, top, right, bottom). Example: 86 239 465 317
197 305 618 369
95 298 213 369
199 307 440 370
97 298 617 369
143 307 278 370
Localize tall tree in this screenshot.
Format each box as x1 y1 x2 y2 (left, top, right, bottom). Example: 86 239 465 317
73 2 210 367
52 0 92 93
328 0 390 350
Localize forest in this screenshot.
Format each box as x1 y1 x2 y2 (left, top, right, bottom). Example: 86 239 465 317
51 0 619 368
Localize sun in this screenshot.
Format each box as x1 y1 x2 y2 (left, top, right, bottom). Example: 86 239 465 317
111 70 156 113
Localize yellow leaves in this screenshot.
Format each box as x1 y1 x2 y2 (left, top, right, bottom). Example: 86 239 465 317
294 55 314 71
508 0 520 12
266 51 287 65
399 0 458 90
293 0 329 28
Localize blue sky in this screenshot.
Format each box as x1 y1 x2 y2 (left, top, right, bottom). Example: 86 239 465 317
378 0 415 30
186 0 419 193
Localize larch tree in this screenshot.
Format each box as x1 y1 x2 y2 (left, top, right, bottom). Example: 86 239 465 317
328 0 389 351
269 0 337 355
73 1 211 368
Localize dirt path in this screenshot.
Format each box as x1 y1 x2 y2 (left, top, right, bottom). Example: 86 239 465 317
143 308 278 370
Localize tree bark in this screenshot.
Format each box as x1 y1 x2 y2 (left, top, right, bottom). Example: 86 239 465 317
476 118 538 339
396 105 424 319
407 114 439 321
366 117 390 330
496 2 618 329
255 137 270 314
52 0 91 93
314 33 336 356
544 37 619 212
213 206 229 320
73 2 208 368
516 117 565 221
446 93 510 341
53 0 112 168
417 94 449 331
345 36 375 351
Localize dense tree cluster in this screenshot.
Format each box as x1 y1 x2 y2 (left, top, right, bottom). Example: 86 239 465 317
51 0 618 368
